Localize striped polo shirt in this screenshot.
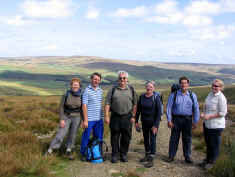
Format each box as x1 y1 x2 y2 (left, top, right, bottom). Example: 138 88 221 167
82 85 104 121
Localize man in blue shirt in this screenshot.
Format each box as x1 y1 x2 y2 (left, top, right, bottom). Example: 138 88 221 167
80 72 104 160
166 76 200 164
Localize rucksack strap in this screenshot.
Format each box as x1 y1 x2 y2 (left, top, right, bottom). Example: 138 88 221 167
173 90 195 112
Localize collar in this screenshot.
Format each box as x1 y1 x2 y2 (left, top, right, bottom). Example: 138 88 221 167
179 89 190 95
117 85 128 90
213 91 221 96
88 84 101 91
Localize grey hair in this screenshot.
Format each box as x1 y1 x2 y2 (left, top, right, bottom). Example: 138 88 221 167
145 80 156 87
118 70 128 78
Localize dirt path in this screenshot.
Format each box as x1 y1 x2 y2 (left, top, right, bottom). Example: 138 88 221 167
64 118 206 177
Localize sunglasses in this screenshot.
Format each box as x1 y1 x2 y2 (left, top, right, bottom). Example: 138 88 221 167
119 77 127 80
212 84 220 88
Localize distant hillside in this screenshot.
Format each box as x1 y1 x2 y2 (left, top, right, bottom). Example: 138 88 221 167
0 56 235 95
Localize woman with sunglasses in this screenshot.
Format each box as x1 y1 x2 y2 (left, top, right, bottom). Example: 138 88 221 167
200 79 227 169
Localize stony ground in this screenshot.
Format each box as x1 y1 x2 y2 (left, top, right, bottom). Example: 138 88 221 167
63 118 207 177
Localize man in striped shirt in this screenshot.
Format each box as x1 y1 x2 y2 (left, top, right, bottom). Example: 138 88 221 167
80 72 104 159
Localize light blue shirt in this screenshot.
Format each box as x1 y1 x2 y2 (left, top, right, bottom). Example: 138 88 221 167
82 85 104 121
166 90 200 124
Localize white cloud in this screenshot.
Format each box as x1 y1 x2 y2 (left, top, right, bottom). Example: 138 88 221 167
0 15 36 26
183 15 213 27
190 25 235 40
146 13 183 24
21 0 75 18
112 6 147 17
154 0 179 14
220 0 235 13
185 1 220 15
86 7 100 19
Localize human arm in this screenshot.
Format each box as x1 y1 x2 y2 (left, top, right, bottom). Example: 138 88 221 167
131 90 138 123
135 95 141 128
152 95 161 134
81 89 89 128
166 93 174 128
104 89 112 124
59 94 66 128
192 93 200 125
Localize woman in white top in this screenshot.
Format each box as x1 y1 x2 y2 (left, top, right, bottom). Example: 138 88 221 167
200 79 227 168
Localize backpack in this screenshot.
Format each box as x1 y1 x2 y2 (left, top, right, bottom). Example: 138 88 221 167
171 84 195 112
153 91 164 117
85 137 108 163
64 90 82 114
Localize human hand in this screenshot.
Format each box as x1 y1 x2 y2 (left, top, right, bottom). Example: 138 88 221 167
60 120 65 128
152 127 158 134
192 123 197 129
203 114 211 120
168 121 174 129
82 120 88 129
200 113 205 118
105 116 110 125
130 117 135 124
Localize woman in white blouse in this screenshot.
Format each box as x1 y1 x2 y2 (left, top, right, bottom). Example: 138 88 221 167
200 79 227 168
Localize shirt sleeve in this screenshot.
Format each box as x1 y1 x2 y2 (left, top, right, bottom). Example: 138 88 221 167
153 95 161 128
133 89 138 105
105 88 112 105
166 93 174 122
192 93 200 124
82 88 88 105
218 93 227 117
135 95 142 123
59 94 66 120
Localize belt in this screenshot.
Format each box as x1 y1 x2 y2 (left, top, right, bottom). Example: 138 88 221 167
172 114 192 119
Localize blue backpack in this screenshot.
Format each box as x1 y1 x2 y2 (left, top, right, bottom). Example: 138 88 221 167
85 138 108 163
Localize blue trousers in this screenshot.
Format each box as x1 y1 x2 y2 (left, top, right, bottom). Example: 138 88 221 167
80 119 103 156
169 116 192 159
203 123 223 163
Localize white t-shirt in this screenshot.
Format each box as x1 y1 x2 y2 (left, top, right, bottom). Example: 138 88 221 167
204 91 227 129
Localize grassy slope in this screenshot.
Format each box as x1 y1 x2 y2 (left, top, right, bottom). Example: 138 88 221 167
1 56 235 96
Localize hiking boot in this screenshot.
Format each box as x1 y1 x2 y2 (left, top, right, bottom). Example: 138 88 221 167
144 161 154 168
45 148 53 156
204 163 214 170
198 159 208 168
111 156 118 163
66 151 75 160
81 155 86 162
166 157 174 163
140 156 150 162
185 157 193 164
120 155 128 162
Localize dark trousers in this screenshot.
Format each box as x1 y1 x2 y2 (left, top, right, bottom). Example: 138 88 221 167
110 112 132 157
142 120 157 155
169 116 192 159
203 123 223 163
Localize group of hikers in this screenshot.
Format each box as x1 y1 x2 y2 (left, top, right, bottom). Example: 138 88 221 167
46 70 227 170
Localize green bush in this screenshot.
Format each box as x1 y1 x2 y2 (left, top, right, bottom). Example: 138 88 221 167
210 141 235 177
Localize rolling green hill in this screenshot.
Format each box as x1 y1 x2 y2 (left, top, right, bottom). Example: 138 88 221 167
1 56 235 95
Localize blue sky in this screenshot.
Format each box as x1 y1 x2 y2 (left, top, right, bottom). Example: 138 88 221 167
1 0 235 64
